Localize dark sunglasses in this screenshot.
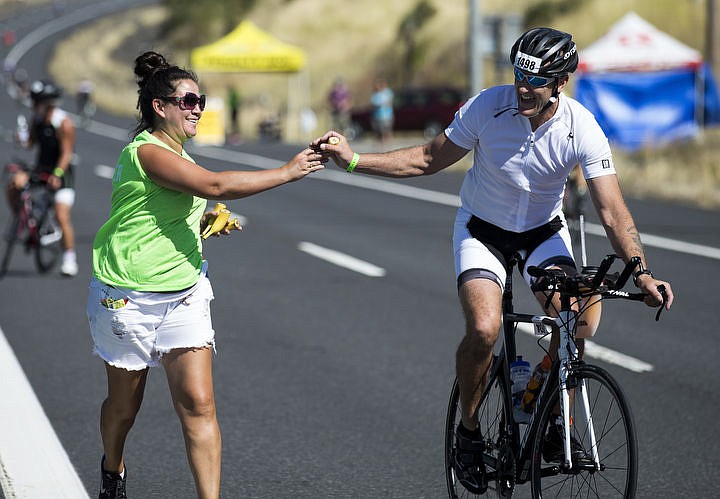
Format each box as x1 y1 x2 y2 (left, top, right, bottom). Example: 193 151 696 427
513 68 555 87
159 92 207 111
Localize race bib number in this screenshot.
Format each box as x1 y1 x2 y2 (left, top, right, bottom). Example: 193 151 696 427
514 51 543 74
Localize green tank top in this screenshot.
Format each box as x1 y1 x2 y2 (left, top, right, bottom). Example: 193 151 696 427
92 130 207 291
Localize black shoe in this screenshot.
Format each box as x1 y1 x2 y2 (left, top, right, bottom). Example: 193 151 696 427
542 420 586 463
453 424 488 494
99 456 127 499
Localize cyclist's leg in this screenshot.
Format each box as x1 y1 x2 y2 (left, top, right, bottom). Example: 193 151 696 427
523 229 590 461
5 170 28 212
453 208 506 431
523 227 600 360
54 188 75 251
457 279 502 429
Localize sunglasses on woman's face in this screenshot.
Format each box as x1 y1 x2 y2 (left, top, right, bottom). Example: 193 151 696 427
159 92 207 111
513 68 555 88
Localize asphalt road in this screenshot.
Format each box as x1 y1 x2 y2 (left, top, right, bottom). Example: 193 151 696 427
1 1 719 498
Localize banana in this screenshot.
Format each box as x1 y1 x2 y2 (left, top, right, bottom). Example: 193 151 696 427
224 218 242 232
201 203 230 239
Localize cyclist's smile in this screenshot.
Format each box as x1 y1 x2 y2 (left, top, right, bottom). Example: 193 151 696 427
514 73 569 126
515 83 552 117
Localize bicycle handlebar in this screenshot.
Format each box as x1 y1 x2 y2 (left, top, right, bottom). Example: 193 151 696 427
527 255 668 321
5 161 51 185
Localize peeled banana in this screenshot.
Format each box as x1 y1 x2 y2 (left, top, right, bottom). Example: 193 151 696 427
201 202 230 239
224 218 242 232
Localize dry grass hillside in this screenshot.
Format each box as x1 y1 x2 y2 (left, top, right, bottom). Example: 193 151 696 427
46 0 720 208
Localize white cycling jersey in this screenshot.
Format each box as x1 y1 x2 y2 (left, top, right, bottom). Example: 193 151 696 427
446 85 615 233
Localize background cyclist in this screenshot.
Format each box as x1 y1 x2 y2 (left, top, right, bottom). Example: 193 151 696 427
315 27 674 494
7 78 78 276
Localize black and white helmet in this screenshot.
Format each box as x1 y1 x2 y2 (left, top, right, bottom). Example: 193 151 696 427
510 28 578 76
30 79 62 102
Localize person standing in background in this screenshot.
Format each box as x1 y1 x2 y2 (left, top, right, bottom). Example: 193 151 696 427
370 77 394 145
327 77 352 134
227 85 241 141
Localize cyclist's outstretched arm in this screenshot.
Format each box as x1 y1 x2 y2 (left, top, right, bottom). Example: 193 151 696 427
313 131 470 178
586 174 674 309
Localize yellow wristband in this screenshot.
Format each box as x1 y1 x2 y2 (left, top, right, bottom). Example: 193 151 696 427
346 153 360 173
53 167 64 177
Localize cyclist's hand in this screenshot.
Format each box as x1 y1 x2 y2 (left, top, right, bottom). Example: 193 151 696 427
10 170 29 190
311 131 354 170
47 174 62 191
636 274 674 310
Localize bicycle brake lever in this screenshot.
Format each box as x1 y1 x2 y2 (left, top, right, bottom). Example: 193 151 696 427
655 284 668 321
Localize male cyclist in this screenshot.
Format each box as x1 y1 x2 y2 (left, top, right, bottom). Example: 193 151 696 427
8 79 78 276
316 27 674 494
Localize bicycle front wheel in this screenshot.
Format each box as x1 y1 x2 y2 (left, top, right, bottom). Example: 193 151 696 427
34 207 62 273
445 356 514 498
530 363 637 498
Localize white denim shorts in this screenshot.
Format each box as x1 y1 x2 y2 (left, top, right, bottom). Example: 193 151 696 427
87 271 215 371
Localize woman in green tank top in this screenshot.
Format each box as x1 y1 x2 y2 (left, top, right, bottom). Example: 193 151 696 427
88 51 328 499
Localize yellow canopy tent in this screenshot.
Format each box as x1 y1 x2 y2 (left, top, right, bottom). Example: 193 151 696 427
190 20 309 143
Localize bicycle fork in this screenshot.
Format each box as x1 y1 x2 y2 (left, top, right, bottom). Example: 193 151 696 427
557 310 600 471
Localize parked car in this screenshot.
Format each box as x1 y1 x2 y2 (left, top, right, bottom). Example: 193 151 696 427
348 86 465 140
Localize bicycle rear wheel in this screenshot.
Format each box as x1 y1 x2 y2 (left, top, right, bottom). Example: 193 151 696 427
34 207 62 273
530 363 637 498
1 213 21 277
445 356 514 498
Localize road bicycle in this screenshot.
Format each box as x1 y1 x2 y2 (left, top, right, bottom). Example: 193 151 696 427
444 252 667 498
1 161 63 277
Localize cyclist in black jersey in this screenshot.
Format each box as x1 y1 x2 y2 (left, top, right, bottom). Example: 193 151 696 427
8 79 78 276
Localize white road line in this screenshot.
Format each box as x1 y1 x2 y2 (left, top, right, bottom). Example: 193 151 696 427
298 241 386 277
583 222 720 260
0 328 90 498
93 163 115 179
517 323 654 373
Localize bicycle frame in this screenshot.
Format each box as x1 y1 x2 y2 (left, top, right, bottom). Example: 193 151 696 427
1 165 61 276
491 256 607 482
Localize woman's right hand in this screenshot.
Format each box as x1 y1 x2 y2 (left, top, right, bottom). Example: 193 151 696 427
283 147 328 181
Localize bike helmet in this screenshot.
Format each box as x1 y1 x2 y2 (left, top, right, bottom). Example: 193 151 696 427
30 79 62 102
510 28 578 76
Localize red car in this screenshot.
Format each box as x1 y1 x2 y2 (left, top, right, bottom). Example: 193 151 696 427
348 86 465 140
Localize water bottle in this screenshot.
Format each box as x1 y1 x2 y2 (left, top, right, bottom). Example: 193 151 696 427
16 114 29 144
510 356 531 422
520 354 552 415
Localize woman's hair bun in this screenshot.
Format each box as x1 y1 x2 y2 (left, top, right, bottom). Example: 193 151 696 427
134 51 170 85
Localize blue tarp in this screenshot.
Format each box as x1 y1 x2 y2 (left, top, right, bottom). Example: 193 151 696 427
575 63 720 151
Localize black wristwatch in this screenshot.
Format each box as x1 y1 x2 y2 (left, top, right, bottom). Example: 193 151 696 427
633 268 653 286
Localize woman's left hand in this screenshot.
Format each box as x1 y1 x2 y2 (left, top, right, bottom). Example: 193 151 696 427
200 205 242 239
